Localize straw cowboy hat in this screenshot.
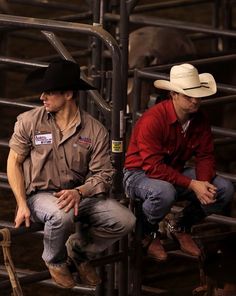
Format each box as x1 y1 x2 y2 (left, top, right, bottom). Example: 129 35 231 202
25 59 95 93
154 63 217 98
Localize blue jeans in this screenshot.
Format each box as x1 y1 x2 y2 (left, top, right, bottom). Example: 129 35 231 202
123 167 234 231
27 192 136 266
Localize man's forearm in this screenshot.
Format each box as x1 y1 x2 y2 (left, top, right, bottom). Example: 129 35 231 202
7 149 27 206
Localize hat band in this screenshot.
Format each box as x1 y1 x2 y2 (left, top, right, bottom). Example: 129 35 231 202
183 84 209 91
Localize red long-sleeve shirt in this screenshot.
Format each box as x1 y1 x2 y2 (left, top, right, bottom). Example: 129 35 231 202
125 99 216 188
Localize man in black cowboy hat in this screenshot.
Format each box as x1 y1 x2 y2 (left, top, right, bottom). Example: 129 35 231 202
7 59 135 288
123 63 234 261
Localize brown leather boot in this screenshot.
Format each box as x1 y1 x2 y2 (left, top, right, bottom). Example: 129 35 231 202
165 214 201 257
68 257 101 286
142 235 167 262
46 263 75 289
171 231 201 257
77 261 101 286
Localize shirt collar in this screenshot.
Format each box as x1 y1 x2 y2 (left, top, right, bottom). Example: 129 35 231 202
166 99 178 125
47 108 82 127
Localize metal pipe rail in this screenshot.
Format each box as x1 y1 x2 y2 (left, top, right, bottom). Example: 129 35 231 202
172 206 236 227
144 53 236 72
202 95 236 106
133 68 236 93
105 13 236 38
0 266 97 294
8 0 89 12
132 0 214 13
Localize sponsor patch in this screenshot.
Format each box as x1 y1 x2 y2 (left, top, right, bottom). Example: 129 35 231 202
78 136 92 144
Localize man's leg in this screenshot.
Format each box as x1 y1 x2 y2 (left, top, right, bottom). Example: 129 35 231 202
179 168 234 228
67 196 135 257
27 192 75 288
66 196 136 284
123 169 176 261
169 168 234 257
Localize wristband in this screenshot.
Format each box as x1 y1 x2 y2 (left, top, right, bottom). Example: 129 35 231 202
75 188 85 201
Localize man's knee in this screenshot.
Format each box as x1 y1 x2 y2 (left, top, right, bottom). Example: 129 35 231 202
110 204 136 236
49 209 74 230
216 177 235 204
145 182 176 212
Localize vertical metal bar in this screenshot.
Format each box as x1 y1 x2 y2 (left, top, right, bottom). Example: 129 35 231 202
118 236 129 296
132 69 142 124
212 0 221 51
95 265 106 296
106 246 115 296
221 0 232 50
131 199 143 296
0 32 8 96
119 0 129 113
118 2 130 296
90 0 102 119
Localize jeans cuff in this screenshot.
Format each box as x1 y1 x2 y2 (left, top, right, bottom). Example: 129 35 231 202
45 261 68 268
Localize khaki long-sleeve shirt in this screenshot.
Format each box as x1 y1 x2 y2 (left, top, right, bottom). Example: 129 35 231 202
9 106 114 197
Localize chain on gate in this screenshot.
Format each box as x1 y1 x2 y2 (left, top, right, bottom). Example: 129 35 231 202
0 228 23 296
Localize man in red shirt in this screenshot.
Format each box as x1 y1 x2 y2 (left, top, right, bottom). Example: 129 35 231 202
124 63 234 260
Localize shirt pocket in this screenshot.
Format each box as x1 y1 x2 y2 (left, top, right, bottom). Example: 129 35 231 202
70 142 91 174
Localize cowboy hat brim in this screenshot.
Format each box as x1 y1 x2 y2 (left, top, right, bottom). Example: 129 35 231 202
25 65 95 93
154 73 217 98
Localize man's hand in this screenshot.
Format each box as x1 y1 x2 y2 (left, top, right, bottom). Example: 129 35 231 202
189 180 217 205
54 189 82 216
15 204 31 228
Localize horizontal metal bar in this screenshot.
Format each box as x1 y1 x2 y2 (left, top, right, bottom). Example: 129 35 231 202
0 98 38 109
0 14 118 56
205 214 236 226
145 54 236 72
141 285 167 295
0 182 10 189
0 222 44 240
202 95 236 106
172 206 236 226
0 266 96 294
133 0 212 12
134 68 236 93
0 139 9 147
8 0 89 12
212 126 236 138
105 13 236 38
0 172 8 181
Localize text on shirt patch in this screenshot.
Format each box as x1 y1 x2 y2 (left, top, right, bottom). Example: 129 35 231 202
78 136 92 144
35 133 53 145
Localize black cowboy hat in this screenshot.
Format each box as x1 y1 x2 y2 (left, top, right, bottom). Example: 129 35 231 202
25 59 95 92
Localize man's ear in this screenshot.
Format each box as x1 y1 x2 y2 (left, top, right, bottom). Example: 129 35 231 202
170 91 176 98
64 90 73 101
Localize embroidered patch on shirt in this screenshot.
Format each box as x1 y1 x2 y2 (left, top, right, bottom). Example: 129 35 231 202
78 136 92 144
35 133 53 145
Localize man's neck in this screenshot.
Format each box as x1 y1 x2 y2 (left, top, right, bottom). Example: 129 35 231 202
55 103 79 132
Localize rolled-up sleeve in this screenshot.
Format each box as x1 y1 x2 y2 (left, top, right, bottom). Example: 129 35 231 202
9 115 32 157
79 128 115 197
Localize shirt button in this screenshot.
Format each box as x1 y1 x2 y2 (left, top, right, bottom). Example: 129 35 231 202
61 170 65 173
60 156 63 159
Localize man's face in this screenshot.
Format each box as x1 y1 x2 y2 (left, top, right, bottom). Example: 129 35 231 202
172 92 201 114
40 91 68 112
